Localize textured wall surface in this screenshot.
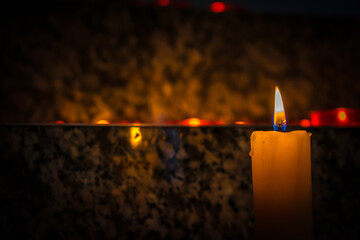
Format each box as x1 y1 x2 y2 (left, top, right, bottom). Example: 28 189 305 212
0 125 359 239
1 2 359 123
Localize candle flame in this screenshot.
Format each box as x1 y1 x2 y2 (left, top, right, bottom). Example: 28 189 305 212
274 86 286 131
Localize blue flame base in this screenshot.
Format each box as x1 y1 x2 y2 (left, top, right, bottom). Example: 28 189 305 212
273 124 286 132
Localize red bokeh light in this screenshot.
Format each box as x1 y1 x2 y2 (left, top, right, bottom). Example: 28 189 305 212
158 0 170 6
210 2 226 13
338 110 347 122
55 120 64 124
311 113 320 127
300 119 311 128
310 108 360 127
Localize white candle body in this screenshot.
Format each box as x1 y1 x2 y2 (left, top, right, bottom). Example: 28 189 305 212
250 130 313 240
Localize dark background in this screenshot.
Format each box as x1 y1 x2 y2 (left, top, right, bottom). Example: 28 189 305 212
199 0 360 16
0 0 359 123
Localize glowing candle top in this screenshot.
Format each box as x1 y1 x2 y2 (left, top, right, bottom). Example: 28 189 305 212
274 86 286 132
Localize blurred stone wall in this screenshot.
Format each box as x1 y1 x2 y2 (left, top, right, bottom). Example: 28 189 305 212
1 2 359 123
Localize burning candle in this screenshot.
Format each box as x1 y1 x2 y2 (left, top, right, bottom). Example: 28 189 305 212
249 86 313 239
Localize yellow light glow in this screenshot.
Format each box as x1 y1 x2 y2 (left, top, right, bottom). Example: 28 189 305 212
338 110 347 121
235 121 246 125
188 118 201 126
96 120 110 124
130 127 142 147
274 86 286 131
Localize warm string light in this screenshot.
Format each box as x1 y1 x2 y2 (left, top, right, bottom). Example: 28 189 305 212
55 110 360 127
54 120 249 125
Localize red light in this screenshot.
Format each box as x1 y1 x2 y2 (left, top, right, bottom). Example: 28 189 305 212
311 113 320 127
158 0 170 6
55 120 64 124
300 119 311 128
338 110 347 122
210 2 226 13
310 108 360 127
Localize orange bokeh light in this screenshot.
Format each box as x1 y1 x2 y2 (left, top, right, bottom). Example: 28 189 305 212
235 121 246 125
158 0 170 6
96 120 110 124
300 119 311 127
338 110 347 121
210 2 226 13
188 118 201 126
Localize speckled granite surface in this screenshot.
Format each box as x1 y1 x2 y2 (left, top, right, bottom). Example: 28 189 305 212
0 125 359 239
